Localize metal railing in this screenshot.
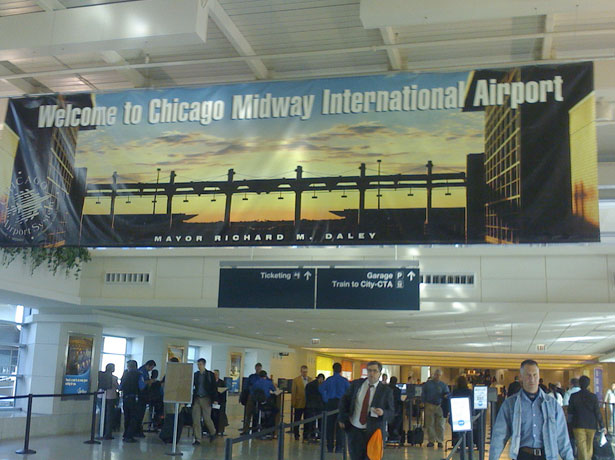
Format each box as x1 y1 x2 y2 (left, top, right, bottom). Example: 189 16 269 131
602 402 615 435
224 408 345 460
0 390 104 455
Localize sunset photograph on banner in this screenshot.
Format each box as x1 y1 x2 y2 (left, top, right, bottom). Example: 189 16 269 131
0 62 598 247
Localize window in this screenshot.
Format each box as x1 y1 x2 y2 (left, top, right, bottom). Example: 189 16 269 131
187 346 199 364
100 336 128 378
0 305 25 408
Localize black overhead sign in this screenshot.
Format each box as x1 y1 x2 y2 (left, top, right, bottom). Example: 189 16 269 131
218 268 315 309
218 267 420 310
316 268 419 310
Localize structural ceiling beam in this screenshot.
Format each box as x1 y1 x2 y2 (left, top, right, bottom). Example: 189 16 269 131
380 27 403 70
36 0 65 12
0 62 38 95
0 0 209 61
206 0 269 80
361 0 615 28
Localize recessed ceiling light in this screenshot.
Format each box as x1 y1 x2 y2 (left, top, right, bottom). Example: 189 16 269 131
385 321 395 325
255 332 261 335
286 319 295 323
227 326 235 329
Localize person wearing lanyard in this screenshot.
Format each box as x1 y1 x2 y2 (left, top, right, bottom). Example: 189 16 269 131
338 361 394 460
489 359 573 460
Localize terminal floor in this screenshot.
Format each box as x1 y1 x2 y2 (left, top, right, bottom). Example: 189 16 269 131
0 432 505 460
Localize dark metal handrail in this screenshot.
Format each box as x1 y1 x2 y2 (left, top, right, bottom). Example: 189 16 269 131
1 390 104 455
224 408 342 460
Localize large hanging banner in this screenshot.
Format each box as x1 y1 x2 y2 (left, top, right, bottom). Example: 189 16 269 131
0 62 598 247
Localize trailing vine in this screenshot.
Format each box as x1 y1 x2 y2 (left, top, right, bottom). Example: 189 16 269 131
1 247 92 279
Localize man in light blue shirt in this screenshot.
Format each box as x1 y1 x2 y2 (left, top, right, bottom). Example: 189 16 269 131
490 359 573 460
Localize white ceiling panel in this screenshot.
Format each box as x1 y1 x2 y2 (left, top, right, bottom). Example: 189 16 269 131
0 0 41 16
395 16 544 44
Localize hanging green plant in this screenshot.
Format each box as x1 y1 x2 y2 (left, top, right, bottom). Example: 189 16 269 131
1 247 92 279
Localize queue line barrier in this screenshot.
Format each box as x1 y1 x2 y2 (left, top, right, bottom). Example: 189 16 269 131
224 408 345 460
0 390 104 455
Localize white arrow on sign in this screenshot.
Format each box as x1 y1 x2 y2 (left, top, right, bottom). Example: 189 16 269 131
304 271 312 280
407 271 416 281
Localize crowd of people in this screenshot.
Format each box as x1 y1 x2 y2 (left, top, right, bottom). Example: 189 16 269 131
97 357 229 445
97 357 615 460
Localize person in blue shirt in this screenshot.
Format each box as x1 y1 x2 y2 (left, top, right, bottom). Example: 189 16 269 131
242 362 263 434
422 368 450 448
489 359 573 460
135 359 156 437
319 362 349 453
251 370 277 398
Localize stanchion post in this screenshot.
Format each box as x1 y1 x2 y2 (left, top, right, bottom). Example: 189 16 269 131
460 431 467 460
98 392 106 440
277 419 285 460
166 403 183 456
84 392 102 445
224 437 233 460
468 425 474 460
320 411 328 460
489 401 496 441
479 410 486 460
15 393 36 455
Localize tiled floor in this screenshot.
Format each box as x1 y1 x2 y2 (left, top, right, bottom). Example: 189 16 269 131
0 402 498 460
0 432 486 460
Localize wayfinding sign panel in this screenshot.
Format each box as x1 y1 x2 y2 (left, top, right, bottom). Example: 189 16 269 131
316 268 419 310
218 268 315 308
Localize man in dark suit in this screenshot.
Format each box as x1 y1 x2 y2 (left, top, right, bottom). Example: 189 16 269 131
339 361 395 460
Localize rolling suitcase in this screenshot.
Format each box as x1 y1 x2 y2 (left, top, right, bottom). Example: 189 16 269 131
408 426 424 445
159 412 184 444
407 397 424 446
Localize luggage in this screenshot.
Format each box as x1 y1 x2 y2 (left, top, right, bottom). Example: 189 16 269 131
407 426 424 445
181 406 193 427
159 412 184 444
593 432 615 460
406 396 424 446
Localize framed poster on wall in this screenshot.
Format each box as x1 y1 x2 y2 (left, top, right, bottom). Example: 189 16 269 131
62 335 94 395
229 353 242 394
167 345 185 363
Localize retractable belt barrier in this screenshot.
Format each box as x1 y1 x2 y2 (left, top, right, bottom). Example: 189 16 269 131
442 413 482 460
0 390 105 455
601 402 615 436
224 408 345 460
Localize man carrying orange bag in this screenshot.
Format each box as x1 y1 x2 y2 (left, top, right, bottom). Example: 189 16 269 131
338 361 394 460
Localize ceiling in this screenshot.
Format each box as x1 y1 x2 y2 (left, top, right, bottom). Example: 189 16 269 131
2 0 615 369
0 0 614 98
